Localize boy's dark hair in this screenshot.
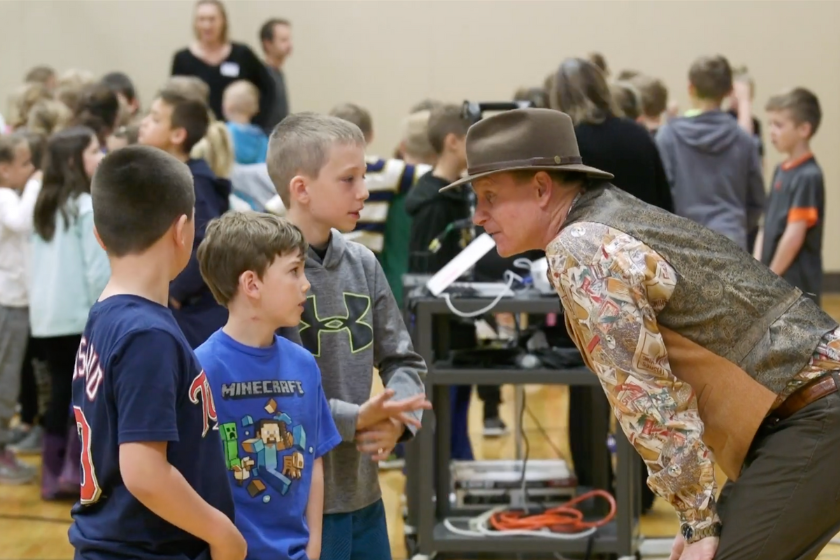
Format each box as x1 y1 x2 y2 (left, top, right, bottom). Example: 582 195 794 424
630 74 668 117
197 212 307 307
259 18 291 46
101 72 137 103
157 89 210 153
427 105 471 155
766 87 822 137
91 145 196 257
73 83 120 142
329 103 373 141
688 55 733 101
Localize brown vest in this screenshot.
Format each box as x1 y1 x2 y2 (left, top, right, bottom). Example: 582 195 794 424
561 184 838 480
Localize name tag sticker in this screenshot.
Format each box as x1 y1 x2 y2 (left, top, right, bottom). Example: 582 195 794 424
220 62 240 77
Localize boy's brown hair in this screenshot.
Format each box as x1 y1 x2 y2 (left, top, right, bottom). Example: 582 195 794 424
197 212 307 307
610 82 640 120
266 112 365 207
765 87 822 137
157 89 210 153
91 145 196 257
427 104 471 155
630 74 668 117
329 103 373 142
688 55 732 101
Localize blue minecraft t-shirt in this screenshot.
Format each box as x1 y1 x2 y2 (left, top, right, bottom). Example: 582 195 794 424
196 329 341 560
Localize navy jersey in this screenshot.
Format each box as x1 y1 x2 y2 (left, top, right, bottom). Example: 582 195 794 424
196 330 341 560
69 295 234 560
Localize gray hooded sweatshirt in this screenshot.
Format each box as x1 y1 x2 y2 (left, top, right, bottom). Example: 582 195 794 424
280 230 427 514
656 110 765 250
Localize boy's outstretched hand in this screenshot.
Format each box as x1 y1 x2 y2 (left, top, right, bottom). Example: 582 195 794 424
356 418 405 461
356 389 431 431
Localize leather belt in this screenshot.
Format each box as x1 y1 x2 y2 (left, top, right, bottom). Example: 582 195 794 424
771 373 838 421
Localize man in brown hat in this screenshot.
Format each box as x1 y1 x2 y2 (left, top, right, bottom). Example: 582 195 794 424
441 108 840 560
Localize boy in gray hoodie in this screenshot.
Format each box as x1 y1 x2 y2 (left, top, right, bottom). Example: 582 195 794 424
266 112 431 560
656 55 766 251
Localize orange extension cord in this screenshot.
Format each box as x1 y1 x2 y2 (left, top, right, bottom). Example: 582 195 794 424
488 489 617 534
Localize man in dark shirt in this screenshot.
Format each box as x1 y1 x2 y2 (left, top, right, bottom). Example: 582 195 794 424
259 18 293 133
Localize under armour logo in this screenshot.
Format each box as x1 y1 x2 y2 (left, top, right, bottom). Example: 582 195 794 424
299 293 373 357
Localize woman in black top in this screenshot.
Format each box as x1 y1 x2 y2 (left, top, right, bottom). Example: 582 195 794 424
171 0 275 130
551 57 674 213
551 57 673 513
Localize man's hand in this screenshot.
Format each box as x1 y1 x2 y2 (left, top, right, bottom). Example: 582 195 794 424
356 417 405 461
356 389 431 431
669 534 718 560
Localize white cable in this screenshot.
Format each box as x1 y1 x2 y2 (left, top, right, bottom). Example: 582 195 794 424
442 271 521 318
441 257 535 319
442 508 597 540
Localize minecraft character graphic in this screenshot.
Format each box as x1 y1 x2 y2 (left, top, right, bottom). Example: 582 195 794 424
220 399 307 499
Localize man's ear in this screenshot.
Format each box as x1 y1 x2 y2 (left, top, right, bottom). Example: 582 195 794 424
534 171 554 208
288 175 309 204
93 225 107 251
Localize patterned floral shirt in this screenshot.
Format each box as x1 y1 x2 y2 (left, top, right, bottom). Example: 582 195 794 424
546 222 840 534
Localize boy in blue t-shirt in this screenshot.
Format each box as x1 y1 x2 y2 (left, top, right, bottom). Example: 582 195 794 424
194 211 341 560
69 146 245 560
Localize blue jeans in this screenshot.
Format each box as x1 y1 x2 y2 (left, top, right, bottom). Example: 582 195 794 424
321 499 391 560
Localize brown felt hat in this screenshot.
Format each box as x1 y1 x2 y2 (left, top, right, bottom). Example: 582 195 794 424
440 108 613 191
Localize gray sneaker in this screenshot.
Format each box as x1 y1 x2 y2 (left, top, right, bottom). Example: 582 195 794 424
0 448 37 485
9 426 43 455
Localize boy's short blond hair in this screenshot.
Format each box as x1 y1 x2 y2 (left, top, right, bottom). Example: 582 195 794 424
267 112 366 207
329 103 373 141
630 74 668 117
766 87 822 137
223 80 260 118
689 55 732 102
197 212 308 307
427 104 471 155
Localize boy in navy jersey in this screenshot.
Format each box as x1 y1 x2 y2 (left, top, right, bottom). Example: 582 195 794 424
194 212 341 560
70 146 245 560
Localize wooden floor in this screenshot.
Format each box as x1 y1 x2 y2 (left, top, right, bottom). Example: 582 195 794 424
3 295 840 559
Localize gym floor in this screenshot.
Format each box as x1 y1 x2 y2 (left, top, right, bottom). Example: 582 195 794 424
3 296 840 560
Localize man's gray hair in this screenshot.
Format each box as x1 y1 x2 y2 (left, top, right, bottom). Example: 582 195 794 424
267 112 366 207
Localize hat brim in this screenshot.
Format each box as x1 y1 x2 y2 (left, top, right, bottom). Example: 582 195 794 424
439 164 614 192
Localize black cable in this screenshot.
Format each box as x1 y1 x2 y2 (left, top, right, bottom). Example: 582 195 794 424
525 404 564 459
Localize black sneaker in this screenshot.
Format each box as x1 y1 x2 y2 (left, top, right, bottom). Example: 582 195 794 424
482 417 508 437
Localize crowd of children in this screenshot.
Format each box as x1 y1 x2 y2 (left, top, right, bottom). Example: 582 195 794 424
0 19 829 560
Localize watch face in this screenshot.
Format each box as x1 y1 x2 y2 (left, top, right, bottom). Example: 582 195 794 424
682 525 694 541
